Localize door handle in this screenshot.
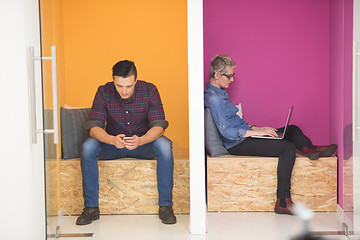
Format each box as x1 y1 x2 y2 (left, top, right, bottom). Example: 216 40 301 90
28 46 59 144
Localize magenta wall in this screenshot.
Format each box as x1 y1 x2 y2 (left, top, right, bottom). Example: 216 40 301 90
204 0 354 207
204 0 330 145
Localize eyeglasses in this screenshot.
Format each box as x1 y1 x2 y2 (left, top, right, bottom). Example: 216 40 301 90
222 73 235 79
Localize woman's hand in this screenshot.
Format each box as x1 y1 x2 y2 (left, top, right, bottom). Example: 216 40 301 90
244 126 278 138
254 127 278 137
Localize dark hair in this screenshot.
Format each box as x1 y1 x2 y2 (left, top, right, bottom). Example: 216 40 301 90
112 60 137 79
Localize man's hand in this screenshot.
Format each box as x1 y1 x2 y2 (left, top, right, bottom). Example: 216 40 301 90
112 134 126 149
123 135 141 150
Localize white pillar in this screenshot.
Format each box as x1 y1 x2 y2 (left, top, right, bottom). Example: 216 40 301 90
187 0 207 235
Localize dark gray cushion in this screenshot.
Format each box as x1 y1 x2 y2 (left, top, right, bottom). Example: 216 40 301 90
204 108 228 157
60 107 91 159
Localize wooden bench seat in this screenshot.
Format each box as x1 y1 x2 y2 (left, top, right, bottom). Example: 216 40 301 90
59 150 189 215
57 150 336 215
207 154 337 212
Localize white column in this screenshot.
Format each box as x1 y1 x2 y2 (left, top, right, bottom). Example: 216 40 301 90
187 0 207 235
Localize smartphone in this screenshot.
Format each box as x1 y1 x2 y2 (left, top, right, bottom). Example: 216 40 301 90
123 136 133 141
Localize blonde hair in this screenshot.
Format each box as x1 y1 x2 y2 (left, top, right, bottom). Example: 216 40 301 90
210 54 236 78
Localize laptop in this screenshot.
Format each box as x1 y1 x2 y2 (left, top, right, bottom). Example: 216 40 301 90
251 106 294 140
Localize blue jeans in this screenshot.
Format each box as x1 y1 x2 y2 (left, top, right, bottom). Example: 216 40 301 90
80 136 174 207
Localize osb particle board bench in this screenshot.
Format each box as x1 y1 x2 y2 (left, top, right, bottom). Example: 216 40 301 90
206 154 337 212
57 152 337 215
59 149 189 215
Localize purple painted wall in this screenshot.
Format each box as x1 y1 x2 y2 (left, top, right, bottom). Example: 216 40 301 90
329 0 353 208
204 0 354 207
204 0 330 145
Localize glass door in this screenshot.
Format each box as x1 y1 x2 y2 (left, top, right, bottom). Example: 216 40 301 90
342 1 360 238
343 0 356 235
39 0 62 238
39 12 60 240
39 1 93 238
38 0 62 237
352 0 360 237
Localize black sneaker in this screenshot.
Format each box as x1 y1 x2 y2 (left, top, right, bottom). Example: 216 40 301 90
159 206 177 224
76 207 100 225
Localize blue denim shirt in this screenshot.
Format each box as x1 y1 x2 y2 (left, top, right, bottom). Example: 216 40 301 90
204 82 251 149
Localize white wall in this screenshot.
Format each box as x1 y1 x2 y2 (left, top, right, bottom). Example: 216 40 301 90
0 0 45 239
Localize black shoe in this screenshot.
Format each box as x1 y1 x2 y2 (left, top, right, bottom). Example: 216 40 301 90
159 206 177 224
301 144 337 160
76 207 100 225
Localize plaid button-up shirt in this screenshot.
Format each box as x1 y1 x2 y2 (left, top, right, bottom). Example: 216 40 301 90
87 80 168 137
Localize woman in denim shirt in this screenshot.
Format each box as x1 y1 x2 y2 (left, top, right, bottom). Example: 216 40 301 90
204 54 337 215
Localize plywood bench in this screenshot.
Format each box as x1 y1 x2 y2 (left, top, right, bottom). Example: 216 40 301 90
59 149 190 215
57 150 336 215
207 154 337 212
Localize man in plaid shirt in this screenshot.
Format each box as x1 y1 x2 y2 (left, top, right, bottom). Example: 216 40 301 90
76 60 176 225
